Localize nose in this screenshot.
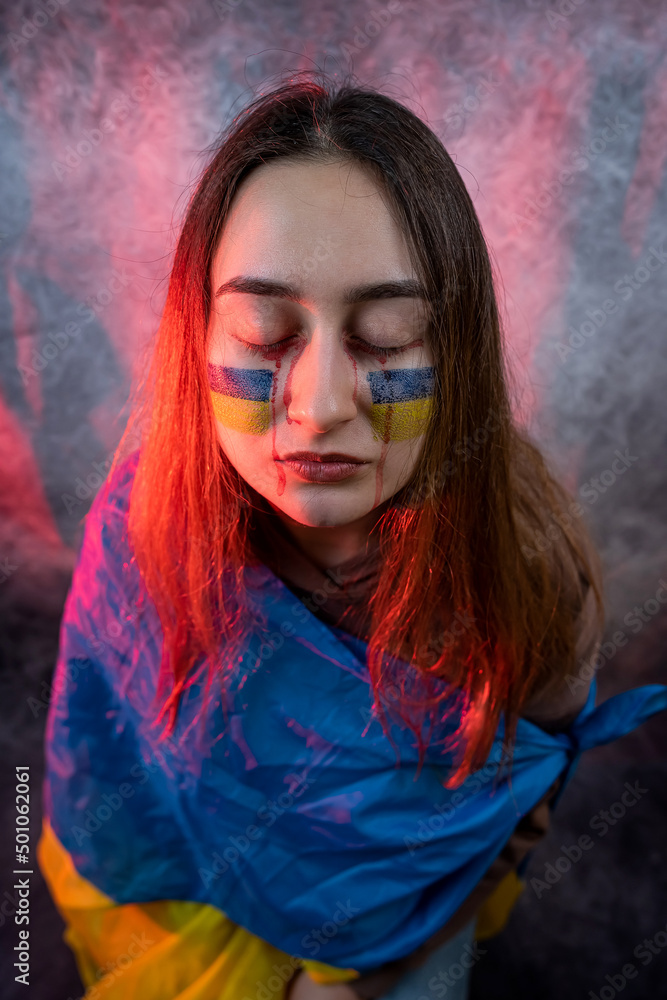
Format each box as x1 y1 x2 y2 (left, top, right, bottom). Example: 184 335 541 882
286 325 359 432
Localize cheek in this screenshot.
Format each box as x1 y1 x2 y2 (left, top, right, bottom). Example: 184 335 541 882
208 362 274 436
367 366 435 441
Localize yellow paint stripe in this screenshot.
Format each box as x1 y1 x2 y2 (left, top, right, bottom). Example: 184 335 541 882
210 392 271 436
369 397 433 441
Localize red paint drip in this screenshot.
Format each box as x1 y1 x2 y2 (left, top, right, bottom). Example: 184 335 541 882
374 409 392 508
342 345 359 404
270 359 286 496
373 356 390 508
283 342 306 424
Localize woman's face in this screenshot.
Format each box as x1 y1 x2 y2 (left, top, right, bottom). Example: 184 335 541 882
206 157 434 531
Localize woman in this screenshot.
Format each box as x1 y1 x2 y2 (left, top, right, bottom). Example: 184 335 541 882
38 73 667 1000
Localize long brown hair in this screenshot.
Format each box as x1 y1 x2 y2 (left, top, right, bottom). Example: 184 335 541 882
102 70 605 789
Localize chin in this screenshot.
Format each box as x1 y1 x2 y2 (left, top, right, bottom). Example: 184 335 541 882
273 486 376 528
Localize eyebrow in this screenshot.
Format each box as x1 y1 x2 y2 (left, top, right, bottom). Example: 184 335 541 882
214 275 427 305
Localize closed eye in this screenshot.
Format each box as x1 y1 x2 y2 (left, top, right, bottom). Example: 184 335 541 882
238 335 420 360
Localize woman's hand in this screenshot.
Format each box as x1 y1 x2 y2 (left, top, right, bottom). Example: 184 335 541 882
286 969 361 1000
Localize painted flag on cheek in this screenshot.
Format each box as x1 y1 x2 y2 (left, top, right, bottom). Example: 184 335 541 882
208 362 273 435
367 366 435 441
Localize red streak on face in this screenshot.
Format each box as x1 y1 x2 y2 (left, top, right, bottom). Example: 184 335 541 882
282 341 306 424
270 358 286 496
373 356 389 508
342 344 359 405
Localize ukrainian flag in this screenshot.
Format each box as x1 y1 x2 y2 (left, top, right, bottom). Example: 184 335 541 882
37 450 667 998
367 366 434 441
208 363 273 435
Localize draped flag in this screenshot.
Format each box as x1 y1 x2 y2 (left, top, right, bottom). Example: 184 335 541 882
38 451 667 997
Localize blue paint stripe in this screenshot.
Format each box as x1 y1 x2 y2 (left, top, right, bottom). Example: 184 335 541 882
367 367 434 404
207 363 273 401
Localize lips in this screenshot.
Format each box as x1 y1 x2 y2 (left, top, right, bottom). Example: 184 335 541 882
278 451 369 483
281 451 365 463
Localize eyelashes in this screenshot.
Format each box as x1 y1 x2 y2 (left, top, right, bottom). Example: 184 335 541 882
239 334 415 361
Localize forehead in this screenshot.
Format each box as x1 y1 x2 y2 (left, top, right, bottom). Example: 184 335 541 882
210 158 416 303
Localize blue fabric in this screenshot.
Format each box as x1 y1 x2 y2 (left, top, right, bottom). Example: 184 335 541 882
42 451 667 976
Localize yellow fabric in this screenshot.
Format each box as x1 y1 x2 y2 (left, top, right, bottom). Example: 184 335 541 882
474 869 526 940
37 817 358 998
38 817 521 995
298 959 360 984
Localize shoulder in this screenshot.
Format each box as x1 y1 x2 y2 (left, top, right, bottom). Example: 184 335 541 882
56 448 151 691
521 573 602 731
74 449 139 558
70 448 143 610
89 447 140 523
